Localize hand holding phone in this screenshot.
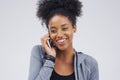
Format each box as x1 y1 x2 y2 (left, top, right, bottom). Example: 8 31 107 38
47 39 53 48
41 33 56 57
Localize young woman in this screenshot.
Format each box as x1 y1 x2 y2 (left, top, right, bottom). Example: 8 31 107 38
28 0 99 80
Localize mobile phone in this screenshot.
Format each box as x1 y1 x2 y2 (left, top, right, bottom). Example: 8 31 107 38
47 39 53 48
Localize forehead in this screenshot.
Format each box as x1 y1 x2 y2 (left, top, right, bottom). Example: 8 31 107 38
48 14 72 28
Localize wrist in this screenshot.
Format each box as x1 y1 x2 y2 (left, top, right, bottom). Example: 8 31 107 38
44 55 56 63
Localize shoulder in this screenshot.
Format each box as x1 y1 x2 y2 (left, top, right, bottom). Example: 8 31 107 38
84 53 98 67
31 45 46 59
77 52 99 79
77 52 98 65
77 52 98 71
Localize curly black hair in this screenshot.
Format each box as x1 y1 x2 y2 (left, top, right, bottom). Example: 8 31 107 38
36 0 82 28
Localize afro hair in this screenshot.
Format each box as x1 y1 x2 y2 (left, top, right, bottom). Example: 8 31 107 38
36 0 83 28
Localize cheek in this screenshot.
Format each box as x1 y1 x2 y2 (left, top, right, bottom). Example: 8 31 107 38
69 33 74 40
67 30 74 38
49 34 56 41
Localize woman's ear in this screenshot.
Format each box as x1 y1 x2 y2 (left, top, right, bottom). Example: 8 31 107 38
73 25 77 33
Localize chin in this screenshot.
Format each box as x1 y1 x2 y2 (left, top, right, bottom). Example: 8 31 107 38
56 45 68 51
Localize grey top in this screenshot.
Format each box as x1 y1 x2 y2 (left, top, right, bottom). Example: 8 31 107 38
28 45 99 80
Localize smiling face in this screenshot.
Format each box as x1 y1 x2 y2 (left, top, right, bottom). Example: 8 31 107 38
48 14 76 51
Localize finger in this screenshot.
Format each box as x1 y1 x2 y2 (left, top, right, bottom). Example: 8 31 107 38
41 33 50 48
41 37 44 48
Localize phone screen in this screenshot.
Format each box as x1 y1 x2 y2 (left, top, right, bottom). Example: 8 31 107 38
47 39 53 48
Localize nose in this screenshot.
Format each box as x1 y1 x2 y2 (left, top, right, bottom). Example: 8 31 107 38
57 29 64 38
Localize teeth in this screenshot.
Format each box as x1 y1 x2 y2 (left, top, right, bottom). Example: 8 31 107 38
57 39 65 42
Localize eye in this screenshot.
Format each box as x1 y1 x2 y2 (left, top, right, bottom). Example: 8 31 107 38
62 27 68 31
50 29 57 33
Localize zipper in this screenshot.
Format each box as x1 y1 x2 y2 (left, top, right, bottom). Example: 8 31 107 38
76 52 79 80
74 52 79 80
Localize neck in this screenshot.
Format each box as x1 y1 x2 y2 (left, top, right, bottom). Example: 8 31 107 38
56 46 75 63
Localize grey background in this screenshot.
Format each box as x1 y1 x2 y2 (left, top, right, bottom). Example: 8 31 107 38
0 0 120 80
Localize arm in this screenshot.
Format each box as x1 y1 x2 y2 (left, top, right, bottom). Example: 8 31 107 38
28 45 55 80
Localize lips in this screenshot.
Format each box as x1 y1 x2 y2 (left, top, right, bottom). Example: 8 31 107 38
57 39 66 42
56 38 67 45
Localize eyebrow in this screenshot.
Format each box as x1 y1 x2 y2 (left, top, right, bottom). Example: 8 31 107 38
49 26 56 29
49 24 68 29
61 24 68 27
